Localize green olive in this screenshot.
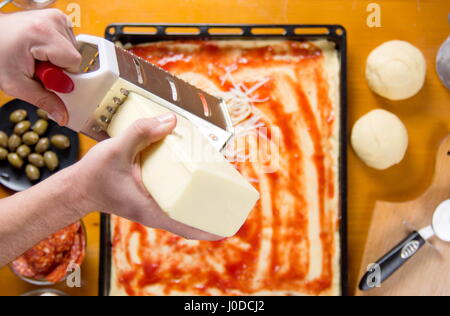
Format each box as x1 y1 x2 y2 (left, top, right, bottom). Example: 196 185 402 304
0 147 8 160
36 109 49 120
14 120 31 136
16 144 31 159
7 153 24 169
44 151 59 171
28 153 45 168
25 164 40 181
22 131 39 146
9 109 27 124
35 138 50 154
50 134 70 150
8 134 22 152
32 119 49 136
0 131 8 148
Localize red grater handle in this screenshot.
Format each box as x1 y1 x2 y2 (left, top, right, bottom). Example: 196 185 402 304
35 61 75 94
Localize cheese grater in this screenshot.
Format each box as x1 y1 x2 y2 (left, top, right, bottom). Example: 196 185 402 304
35 34 234 152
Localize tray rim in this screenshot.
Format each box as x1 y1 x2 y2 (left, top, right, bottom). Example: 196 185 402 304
99 23 348 297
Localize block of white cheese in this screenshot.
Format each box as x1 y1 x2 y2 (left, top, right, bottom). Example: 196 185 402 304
107 92 260 237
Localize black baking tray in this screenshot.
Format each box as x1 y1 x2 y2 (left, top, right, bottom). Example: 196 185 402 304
99 24 348 296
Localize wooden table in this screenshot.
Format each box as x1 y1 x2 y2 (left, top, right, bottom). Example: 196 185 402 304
0 0 448 296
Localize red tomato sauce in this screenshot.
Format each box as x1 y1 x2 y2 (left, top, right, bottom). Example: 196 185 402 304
112 40 339 295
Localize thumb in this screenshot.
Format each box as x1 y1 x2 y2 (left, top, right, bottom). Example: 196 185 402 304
118 114 177 160
20 78 68 126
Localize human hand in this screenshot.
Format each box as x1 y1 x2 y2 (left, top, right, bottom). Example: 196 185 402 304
0 9 80 126
70 113 221 241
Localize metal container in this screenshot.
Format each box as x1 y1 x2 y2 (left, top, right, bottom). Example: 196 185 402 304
21 289 69 296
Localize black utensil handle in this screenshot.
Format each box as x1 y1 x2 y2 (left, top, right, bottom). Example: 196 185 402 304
359 231 426 291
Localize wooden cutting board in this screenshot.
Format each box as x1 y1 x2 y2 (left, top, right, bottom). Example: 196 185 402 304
356 135 450 296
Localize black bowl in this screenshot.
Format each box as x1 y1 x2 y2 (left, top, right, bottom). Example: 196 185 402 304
0 99 79 192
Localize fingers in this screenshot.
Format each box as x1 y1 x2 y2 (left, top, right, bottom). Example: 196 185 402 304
117 114 177 161
57 15 78 49
41 9 80 72
55 17 79 63
19 77 68 125
65 26 78 50
30 30 81 73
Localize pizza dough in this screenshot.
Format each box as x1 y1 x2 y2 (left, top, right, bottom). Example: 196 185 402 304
110 40 342 296
366 40 426 100
351 109 408 170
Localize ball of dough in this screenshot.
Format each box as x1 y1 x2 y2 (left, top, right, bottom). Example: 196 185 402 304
351 109 408 170
366 40 426 100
